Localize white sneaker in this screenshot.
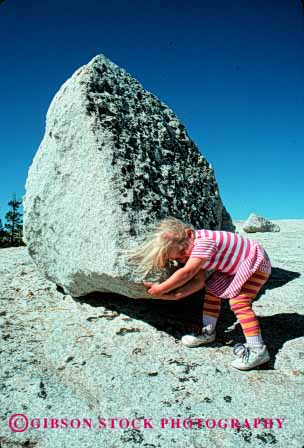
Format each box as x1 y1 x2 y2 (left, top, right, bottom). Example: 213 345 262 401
181 328 216 347
231 343 270 370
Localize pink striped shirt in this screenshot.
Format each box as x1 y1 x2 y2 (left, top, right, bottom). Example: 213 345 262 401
189 229 271 298
190 230 253 275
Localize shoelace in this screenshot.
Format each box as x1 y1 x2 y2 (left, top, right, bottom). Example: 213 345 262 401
233 343 250 363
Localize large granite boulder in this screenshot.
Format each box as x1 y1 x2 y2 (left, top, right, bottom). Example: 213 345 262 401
23 54 234 298
243 213 280 233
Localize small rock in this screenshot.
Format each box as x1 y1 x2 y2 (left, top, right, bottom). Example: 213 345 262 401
243 213 280 233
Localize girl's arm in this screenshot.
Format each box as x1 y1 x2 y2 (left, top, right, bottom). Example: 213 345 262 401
144 257 204 296
147 270 205 300
171 269 205 299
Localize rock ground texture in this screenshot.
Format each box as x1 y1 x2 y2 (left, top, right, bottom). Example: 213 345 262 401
243 213 280 233
1 220 304 448
23 54 233 299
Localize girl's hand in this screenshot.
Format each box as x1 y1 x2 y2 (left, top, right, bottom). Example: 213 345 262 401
160 292 183 300
143 282 183 300
160 291 185 300
174 291 183 299
143 282 163 297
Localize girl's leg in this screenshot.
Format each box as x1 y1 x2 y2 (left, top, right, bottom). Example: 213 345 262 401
229 270 269 346
202 291 221 333
229 270 270 369
181 290 221 347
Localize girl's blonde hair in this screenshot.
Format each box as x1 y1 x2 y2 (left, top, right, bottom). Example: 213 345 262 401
125 217 193 277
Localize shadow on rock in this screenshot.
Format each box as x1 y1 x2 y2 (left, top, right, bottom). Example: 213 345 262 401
73 290 304 370
64 265 302 370
223 312 304 369
73 289 205 339
261 266 301 292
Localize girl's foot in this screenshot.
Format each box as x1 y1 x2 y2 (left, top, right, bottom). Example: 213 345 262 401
181 328 216 347
231 343 270 370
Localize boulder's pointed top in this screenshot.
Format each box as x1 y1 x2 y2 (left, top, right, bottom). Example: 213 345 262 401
88 54 115 66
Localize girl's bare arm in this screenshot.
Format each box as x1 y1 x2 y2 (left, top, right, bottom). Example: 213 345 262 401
146 258 204 295
156 270 205 300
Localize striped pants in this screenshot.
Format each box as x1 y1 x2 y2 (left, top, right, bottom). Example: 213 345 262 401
204 271 270 338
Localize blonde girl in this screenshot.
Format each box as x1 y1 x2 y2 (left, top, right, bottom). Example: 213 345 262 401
128 217 271 371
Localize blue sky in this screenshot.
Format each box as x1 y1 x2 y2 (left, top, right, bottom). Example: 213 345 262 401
1 0 303 222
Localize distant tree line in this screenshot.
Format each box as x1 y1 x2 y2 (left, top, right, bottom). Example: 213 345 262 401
0 196 25 248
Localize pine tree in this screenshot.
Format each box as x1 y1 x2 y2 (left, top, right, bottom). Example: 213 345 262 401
0 218 7 248
4 195 24 247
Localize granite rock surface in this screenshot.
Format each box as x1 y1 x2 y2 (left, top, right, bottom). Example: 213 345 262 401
23 55 233 298
1 220 303 448
243 213 280 233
